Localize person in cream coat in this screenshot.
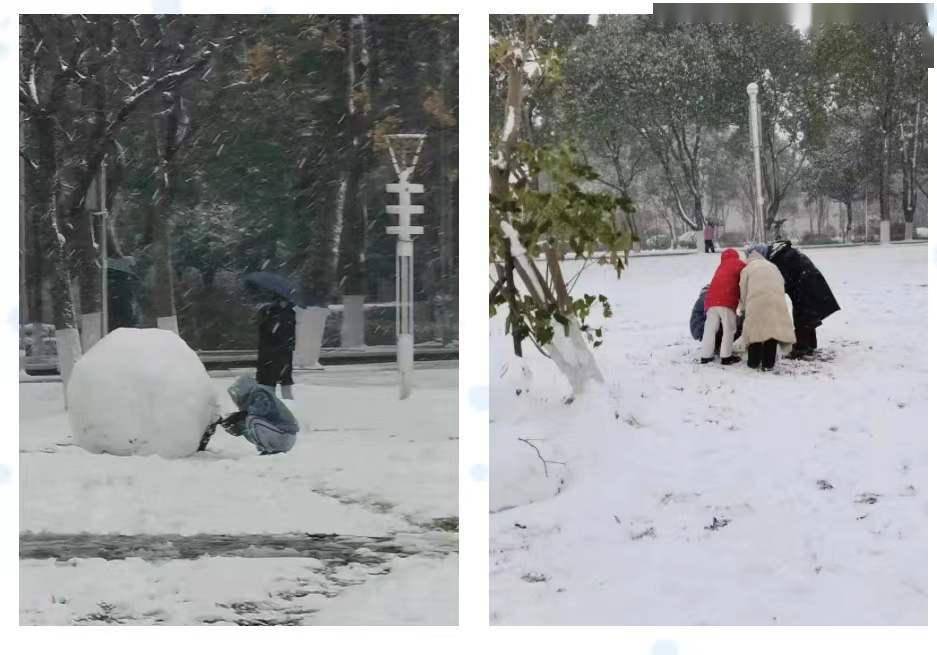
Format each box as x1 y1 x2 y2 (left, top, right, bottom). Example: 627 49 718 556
738 246 796 371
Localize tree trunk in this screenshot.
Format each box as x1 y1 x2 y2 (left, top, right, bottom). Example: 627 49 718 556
32 113 82 396
879 116 892 229
33 116 76 331
303 180 343 304
73 204 101 323
149 94 183 330
692 195 705 251
900 101 921 240
22 141 45 323
337 15 369 297
301 17 350 304
845 200 854 242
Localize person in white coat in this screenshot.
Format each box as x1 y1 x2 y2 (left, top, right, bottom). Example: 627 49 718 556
738 247 796 371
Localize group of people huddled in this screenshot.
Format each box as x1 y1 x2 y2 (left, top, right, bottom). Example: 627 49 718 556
690 241 841 372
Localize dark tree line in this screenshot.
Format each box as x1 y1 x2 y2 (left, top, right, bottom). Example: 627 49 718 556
20 14 458 348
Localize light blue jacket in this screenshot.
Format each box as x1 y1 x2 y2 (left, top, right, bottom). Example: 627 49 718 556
227 375 299 454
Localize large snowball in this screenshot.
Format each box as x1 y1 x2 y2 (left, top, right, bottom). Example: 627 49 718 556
68 328 220 458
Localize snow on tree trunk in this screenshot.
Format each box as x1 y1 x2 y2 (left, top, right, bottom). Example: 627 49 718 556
695 230 705 252
294 307 328 369
80 313 102 352
880 220 890 245
340 295 366 348
156 315 179 334
501 221 604 396
544 320 605 396
68 328 219 458
56 327 82 404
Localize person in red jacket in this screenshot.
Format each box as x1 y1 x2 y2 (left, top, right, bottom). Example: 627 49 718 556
700 248 746 365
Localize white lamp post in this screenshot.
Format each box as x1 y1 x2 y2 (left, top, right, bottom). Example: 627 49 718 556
100 159 109 339
747 82 766 243
385 134 426 399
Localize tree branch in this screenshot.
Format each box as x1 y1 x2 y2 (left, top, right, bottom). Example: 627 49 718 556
518 437 566 478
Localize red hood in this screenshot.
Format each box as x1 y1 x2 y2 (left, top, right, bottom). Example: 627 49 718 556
721 249 740 263
704 248 745 311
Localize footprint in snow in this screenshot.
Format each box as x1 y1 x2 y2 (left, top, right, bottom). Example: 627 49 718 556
704 517 730 531
855 492 880 505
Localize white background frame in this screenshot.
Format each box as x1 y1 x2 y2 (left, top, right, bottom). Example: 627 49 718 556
2 2 935 653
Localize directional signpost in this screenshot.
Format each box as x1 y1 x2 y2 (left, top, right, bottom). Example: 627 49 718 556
385 133 426 399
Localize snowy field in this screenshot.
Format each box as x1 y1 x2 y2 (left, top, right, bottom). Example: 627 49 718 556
20 362 457 625
490 243 927 625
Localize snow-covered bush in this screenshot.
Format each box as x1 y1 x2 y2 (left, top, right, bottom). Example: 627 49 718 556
717 231 748 248
643 233 672 250
68 328 220 458
676 231 698 249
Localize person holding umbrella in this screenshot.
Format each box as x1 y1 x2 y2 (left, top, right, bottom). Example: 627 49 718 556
244 272 303 400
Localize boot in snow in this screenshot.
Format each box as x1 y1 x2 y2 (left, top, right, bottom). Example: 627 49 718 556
720 355 741 365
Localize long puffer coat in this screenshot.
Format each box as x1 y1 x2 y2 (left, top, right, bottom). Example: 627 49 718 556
704 249 746 311
738 252 796 346
768 241 840 328
256 301 296 386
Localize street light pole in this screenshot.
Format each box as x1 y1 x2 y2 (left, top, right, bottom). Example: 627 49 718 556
100 159 109 339
747 82 766 243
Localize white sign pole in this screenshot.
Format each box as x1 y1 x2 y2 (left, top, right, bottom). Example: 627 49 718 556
386 178 425 399
100 160 109 338
747 83 766 243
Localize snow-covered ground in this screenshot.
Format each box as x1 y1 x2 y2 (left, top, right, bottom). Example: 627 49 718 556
20 362 457 625
490 244 927 625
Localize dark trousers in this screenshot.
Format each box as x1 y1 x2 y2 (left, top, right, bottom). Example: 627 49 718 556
747 339 778 370
704 239 715 253
794 326 818 353
257 349 294 387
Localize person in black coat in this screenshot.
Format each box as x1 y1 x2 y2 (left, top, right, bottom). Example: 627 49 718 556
256 299 297 399
767 240 840 357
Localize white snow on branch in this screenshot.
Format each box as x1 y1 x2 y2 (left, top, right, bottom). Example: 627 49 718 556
501 106 516 144
500 220 526 258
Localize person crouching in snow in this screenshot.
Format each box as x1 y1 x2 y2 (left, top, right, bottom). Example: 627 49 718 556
218 375 299 455
739 246 796 371
257 298 296 399
700 249 746 365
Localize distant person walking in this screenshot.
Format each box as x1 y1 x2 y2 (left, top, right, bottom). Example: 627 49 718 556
256 299 297 399
700 249 746 365
767 240 841 358
703 223 716 253
739 246 795 371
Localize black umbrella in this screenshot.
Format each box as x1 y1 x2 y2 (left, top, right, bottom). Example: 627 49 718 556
242 272 306 308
